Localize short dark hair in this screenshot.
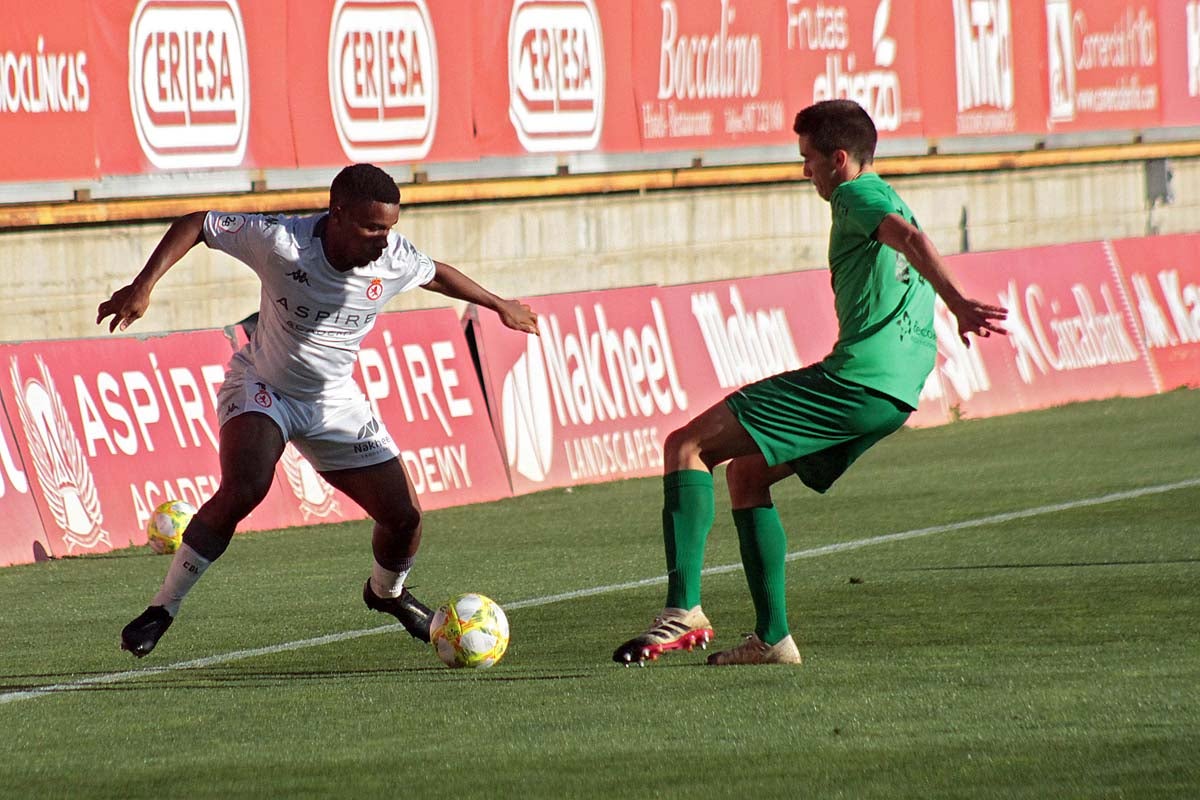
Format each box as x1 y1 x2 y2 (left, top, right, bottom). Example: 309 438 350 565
329 163 400 207
792 100 877 165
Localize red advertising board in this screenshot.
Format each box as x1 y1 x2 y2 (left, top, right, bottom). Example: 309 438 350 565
0 330 285 558
0 0 99 181
1157 0 1200 127
0 406 54 566
472 0 641 156
1109 234 1200 391
914 241 1159 423
89 0 296 175
11 0 1200 184
917 0 1051 137
350 309 514 510
1044 0 1163 133
286 0 479 169
468 273 840 494
780 0 927 140
631 0 792 150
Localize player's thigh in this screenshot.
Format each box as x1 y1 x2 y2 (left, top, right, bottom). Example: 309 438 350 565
666 399 761 470
217 412 287 498
726 365 881 465
319 457 421 528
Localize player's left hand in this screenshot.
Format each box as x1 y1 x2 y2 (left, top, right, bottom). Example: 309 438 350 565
497 299 539 336
96 283 152 333
952 297 1008 346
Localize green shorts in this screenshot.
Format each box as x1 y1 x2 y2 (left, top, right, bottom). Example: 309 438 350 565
724 365 911 493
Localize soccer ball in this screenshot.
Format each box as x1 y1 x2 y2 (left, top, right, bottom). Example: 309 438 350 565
146 500 196 555
429 593 510 669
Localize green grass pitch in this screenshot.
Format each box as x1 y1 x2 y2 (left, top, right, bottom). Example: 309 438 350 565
1 390 1198 799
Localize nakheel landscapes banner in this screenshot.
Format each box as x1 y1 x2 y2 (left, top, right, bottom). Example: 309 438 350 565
467 274 841 495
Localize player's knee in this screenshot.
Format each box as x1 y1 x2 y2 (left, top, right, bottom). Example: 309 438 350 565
211 476 273 522
663 426 702 468
379 502 421 536
725 457 771 501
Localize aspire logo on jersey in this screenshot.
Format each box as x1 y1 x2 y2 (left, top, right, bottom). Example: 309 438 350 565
507 0 605 152
328 0 439 163
127 0 249 168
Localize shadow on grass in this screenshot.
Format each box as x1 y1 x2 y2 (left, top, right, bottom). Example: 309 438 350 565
909 557 1200 571
0 664 599 696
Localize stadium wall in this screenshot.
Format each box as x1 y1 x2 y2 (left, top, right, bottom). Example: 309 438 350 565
3 157 1199 344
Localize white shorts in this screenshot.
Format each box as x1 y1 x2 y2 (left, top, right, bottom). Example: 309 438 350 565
217 362 400 472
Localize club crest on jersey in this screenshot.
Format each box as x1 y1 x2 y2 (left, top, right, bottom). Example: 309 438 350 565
366 279 384 301
253 382 273 408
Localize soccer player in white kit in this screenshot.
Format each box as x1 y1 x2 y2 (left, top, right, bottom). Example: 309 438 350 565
97 164 539 658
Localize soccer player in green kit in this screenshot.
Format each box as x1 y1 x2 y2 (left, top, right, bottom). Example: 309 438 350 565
613 99 1009 667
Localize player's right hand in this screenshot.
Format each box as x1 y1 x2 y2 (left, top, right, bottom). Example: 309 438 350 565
96 283 151 333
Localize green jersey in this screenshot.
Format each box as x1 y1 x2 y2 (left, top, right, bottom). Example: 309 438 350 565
817 172 936 408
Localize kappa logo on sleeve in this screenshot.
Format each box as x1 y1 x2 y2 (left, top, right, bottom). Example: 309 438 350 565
217 214 246 233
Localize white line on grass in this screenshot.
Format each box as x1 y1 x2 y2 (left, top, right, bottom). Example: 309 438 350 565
3 478 1196 705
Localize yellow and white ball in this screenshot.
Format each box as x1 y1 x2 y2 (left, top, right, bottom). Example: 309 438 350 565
145 500 196 555
430 592 510 669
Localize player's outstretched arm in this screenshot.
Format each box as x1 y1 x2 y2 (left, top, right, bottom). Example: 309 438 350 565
422 260 539 335
96 210 207 333
874 213 1008 346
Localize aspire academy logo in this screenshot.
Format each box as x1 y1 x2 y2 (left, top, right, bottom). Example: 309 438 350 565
279 444 341 520
508 0 605 152
328 0 438 163
128 0 250 168
9 356 109 553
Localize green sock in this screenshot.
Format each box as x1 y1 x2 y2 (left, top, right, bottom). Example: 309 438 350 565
732 505 790 645
663 470 714 610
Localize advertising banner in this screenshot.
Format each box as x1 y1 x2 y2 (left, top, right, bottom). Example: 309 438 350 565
468 273 840 495
89 0 296 175
631 0 792 150
1109 234 1200 391
1043 0 1163 133
915 241 1159 422
780 0 927 140
1157 0 1200 127
286 0 479 169
350 308 514 510
0 407 54 567
0 0 98 181
917 0 1051 137
0 330 280 558
472 0 640 156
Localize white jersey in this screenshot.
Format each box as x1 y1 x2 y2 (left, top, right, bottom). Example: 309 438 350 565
204 211 435 399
